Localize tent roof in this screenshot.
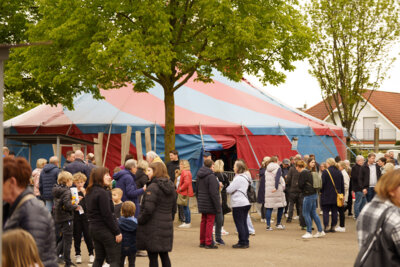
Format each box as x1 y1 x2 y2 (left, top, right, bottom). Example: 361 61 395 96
5 134 96 145
4 70 343 136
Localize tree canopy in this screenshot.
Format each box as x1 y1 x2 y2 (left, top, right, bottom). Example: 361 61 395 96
308 0 400 144
5 0 312 155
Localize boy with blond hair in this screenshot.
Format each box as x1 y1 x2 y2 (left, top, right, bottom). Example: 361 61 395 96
72 172 94 264
112 188 123 219
52 171 79 267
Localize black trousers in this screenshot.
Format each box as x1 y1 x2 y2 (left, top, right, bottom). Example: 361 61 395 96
90 226 121 267
147 251 171 267
120 253 136 267
288 192 306 227
178 205 185 222
58 221 73 265
73 216 94 256
322 204 338 229
338 206 346 227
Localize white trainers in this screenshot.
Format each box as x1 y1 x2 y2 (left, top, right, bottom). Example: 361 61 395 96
260 219 266 223
276 224 285 230
221 227 229 235
313 231 326 238
178 223 191 228
294 216 299 220
89 254 95 263
75 255 82 264
335 226 346 232
285 213 288 218
302 232 313 239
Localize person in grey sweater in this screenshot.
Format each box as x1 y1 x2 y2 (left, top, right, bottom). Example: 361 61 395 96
226 160 251 249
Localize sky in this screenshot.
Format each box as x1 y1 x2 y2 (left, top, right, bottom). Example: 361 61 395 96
244 56 400 110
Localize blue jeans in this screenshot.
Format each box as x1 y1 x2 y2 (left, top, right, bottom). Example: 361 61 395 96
45 200 53 214
183 205 191 224
265 207 284 227
354 191 367 218
302 193 323 233
366 187 375 202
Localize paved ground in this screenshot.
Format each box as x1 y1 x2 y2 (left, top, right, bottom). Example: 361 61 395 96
72 206 360 267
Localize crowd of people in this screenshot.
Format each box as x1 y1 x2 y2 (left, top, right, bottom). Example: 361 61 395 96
2 146 400 266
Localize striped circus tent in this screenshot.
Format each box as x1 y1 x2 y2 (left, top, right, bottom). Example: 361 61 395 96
4 70 346 175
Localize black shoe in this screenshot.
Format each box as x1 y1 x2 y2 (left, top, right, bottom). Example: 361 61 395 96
286 219 292 223
329 227 336 233
348 213 353 216
232 243 249 249
199 244 205 248
205 244 218 249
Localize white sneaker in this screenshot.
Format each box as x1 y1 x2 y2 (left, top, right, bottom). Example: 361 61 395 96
302 232 313 239
221 227 229 235
250 232 256 236
335 226 346 232
276 224 285 230
89 254 95 263
294 216 299 220
75 255 82 264
179 223 191 228
313 231 326 238
102 264 110 267
260 219 266 223
285 213 288 218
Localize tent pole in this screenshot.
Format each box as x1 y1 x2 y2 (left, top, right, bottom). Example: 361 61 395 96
328 127 356 158
311 128 335 157
199 123 205 150
103 123 113 167
278 124 300 154
56 136 61 163
154 122 157 153
241 124 260 168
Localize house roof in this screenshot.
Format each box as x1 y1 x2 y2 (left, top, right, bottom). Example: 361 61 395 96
304 90 400 130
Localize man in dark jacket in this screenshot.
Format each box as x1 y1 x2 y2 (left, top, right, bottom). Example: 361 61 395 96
286 156 305 228
196 159 221 249
352 155 365 219
359 153 381 203
3 157 58 267
166 149 180 183
64 150 93 187
39 156 61 213
63 150 75 169
113 159 145 217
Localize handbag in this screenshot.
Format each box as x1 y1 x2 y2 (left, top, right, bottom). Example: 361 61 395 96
237 175 257 203
177 193 188 206
326 169 344 207
354 207 400 267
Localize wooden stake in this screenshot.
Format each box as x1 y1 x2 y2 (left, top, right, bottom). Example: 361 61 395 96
135 131 143 160
94 132 103 166
145 127 152 153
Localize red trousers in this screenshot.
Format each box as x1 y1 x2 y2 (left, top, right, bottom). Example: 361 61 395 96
199 213 216 246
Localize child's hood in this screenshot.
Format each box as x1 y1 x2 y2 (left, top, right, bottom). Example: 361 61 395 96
118 217 137 232
52 184 69 199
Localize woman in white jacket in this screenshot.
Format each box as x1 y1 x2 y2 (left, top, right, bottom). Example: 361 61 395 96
264 157 286 231
337 161 350 232
226 160 251 249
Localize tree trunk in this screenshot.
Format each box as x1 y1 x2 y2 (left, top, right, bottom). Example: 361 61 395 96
164 88 175 163
346 135 351 160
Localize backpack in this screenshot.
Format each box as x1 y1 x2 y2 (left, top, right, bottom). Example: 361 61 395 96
238 175 257 203
311 172 322 190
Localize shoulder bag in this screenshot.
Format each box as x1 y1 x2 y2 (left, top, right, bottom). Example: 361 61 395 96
237 175 257 203
354 207 400 267
327 169 344 207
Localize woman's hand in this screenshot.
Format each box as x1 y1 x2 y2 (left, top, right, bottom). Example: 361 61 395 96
143 184 147 192
271 189 277 193
115 234 122 243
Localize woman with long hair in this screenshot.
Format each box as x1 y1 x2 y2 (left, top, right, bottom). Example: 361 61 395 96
85 167 122 267
257 157 270 223
356 170 400 264
177 159 194 228
336 161 350 232
137 162 176 267
2 229 44 267
226 160 251 248
213 159 230 240
320 158 344 232
264 156 286 231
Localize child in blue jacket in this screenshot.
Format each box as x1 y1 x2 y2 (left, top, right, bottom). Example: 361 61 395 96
118 201 138 267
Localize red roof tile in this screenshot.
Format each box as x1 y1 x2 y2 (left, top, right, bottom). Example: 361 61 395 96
305 90 400 130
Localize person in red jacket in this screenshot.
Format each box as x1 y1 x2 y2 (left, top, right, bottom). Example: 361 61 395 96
177 160 194 228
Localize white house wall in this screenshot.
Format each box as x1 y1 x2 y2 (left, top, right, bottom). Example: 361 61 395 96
324 101 399 141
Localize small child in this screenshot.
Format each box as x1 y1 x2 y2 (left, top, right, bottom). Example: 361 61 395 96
52 171 78 267
72 172 95 264
112 188 123 219
118 201 138 267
